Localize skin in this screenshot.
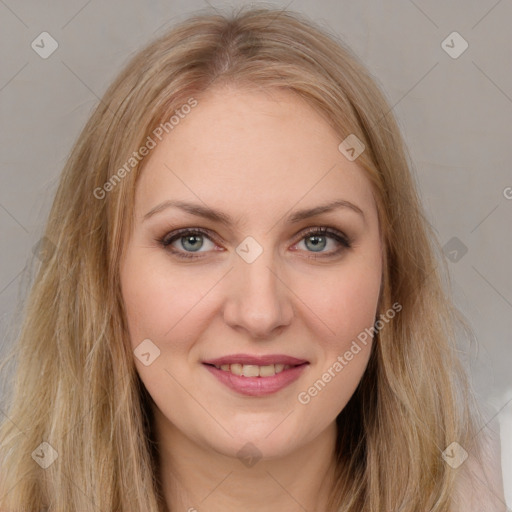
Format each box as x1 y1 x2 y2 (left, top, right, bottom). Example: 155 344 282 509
119 85 383 512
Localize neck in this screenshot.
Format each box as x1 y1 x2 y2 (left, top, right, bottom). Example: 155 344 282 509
153 410 338 512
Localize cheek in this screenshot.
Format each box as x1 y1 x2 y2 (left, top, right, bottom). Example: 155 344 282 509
121 252 208 347
302 253 382 352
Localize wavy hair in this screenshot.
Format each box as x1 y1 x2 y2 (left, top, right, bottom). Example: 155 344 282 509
0 5 483 511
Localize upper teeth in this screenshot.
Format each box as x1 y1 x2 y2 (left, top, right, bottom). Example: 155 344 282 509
216 363 292 377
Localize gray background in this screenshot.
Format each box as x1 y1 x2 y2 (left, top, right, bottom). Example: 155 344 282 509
1 0 510 505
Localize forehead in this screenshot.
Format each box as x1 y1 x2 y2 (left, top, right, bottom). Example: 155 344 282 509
134 86 376 225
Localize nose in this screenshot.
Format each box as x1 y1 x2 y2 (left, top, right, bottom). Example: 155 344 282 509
222 250 294 339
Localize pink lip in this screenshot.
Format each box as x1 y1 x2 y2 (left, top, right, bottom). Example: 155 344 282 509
202 354 309 397
203 354 308 366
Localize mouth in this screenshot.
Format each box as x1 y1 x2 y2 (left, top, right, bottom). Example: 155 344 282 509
202 354 309 396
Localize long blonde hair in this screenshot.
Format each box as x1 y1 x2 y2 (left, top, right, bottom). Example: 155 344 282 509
0 6 482 510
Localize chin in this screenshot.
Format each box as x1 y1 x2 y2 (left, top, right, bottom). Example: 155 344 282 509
202 417 309 461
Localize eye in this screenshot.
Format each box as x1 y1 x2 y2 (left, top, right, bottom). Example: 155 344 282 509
157 226 351 260
158 228 218 259
291 226 351 259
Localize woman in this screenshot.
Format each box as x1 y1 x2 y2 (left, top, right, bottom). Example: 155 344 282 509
0 6 505 511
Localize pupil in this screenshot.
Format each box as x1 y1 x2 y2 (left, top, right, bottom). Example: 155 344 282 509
307 235 325 252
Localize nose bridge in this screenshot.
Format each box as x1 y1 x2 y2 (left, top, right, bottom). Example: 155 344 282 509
223 241 293 337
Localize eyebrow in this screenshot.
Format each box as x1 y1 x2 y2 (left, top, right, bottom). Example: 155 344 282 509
143 198 365 225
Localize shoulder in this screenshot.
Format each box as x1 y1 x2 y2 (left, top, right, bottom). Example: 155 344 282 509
451 413 507 511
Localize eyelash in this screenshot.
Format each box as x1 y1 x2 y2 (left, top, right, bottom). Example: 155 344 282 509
156 226 352 260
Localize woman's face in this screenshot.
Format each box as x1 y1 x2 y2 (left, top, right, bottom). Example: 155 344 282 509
120 86 383 460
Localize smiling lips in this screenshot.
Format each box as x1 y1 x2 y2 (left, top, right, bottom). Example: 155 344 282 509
202 354 309 396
